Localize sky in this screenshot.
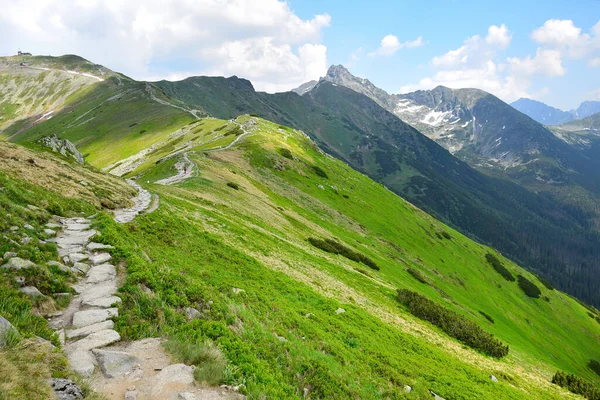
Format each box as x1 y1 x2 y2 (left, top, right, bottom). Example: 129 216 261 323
1 0 599 110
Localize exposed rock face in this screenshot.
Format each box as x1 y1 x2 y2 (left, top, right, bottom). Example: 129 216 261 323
291 80 318 96
38 134 85 164
0 316 19 346
49 378 84 400
2 257 35 270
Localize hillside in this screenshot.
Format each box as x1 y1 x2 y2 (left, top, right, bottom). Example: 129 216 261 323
154 75 600 308
2 115 600 398
510 98 574 126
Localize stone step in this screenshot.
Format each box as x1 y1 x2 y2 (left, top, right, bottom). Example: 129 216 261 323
65 223 91 231
67 329 121 352
67 350 96 377
89 253 112 266
72 308 118 329
87 242 114 251
82 295 121 308
86 263 116 284
66 320 114 340
80 281 117 303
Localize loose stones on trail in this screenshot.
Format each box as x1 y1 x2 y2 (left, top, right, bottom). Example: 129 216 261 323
72 308 118 329
92 349 142 378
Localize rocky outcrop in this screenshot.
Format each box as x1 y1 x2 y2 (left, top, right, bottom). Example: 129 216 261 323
0 316 19 346
49 378 84 400
38 134 85 164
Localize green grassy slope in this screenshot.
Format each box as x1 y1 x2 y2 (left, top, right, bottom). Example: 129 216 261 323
2 118 600 398
86 116 600 399
155 77 600 308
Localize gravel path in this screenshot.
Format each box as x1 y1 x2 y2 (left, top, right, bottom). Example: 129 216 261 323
113 180 152 223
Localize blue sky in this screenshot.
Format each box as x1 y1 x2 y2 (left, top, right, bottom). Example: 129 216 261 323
2 0 599 110
289 0 600 109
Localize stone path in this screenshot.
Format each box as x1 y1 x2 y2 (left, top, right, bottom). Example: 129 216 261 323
113 180 153 223
47 216 121 377
155 152 196 186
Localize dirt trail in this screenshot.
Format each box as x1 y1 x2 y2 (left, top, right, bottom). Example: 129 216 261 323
155 153 196 186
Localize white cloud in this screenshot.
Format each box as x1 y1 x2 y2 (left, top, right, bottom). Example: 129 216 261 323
369 34 424 57
0 0 331 92
507 48 565 76
590 57 600 67
532 19 582 46
486 24 512 49
402 24 531 102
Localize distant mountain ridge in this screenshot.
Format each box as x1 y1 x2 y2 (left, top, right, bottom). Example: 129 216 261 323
510 98 574 125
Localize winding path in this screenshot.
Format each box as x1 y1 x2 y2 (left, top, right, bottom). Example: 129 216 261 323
155 152 196 186
113 180 153 223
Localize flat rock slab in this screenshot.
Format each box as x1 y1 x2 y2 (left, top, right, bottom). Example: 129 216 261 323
72 308 118 329
87 242 114 251
86 263 116 284
89 253 112 266
68 253 89 263
67 320 115 340
151 364 195 397
80 281 117 303
92 349 142 378
72 262 91 274
2 257 35 270
67 350 96 377
82 295 121 308
59 246 85 257
68 329 121 352
43 229 57 236
65 224 91 231
45 223 62 229
53 230 97 246
20 286 44 297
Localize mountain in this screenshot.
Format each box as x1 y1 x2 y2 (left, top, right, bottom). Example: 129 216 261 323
573 101 600 119
510 98 574 125
291 80 318 95
151 73 600 308
2 100 600 399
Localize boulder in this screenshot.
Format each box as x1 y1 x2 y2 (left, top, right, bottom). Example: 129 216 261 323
48 378 84 400
2 257 35 270
404 385 412 393
178 393 197 400
125 390 138 400
14 276 25 286
20 236 31 245
92 349 142 378
0 316 19 346
24 224 35 230
72 308 118 328
20 286 43 297
66 350 96 377
3 251 16 259
335 308 346 314
490 375 498 382
37 134 85 164
185 307 202 320
43 229 57 237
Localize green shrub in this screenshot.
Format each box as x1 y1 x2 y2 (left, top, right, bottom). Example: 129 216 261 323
308 237 379 270
479 311 494 324
589 360 600 377
224 126 243 137
517 275 541 298
485 253 515 282
278 148 293 160
311 165 328 178
552 371 600 400
396 289 509 358
537 275 555 290
406 268 428 284
164 339 226 386
226 182 240 190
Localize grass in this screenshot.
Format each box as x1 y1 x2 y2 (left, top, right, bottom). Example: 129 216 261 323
2 115 600 398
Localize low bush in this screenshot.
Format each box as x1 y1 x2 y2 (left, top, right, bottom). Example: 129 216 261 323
536 274 555 290
396 289 509 358
406 268 428 284
278 148 293 160
479 311 494 324
552 371 600 400
308 237 379 270
589 360 600 377
226 182 240 190
485 253 515 282
517 275 541 298
311 165 328 178
164 339 226 386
